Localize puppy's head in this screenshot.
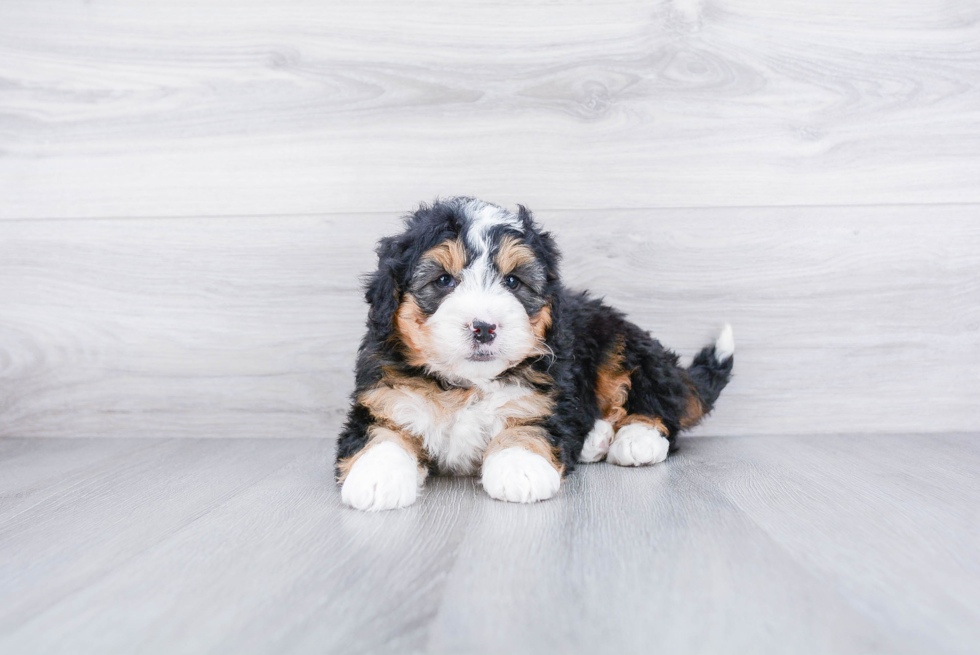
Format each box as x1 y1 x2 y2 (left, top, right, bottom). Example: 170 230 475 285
366 198 559 384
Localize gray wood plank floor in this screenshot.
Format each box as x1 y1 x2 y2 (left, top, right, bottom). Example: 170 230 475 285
1 435 977 654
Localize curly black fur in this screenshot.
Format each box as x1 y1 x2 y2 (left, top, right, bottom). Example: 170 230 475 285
336 199 733 477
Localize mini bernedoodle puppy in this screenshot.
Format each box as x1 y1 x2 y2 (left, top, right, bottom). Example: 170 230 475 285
336 197 733 511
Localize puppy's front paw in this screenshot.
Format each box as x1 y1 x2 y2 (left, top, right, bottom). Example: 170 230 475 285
481 447 561 504
607 424 670 467
341 441 423 511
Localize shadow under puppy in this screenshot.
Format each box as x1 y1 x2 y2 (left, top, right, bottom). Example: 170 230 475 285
336 197 733 511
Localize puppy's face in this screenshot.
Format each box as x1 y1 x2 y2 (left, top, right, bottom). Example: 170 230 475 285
372 199 555 384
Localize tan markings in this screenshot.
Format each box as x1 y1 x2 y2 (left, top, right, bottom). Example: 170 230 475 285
679 388 706 429
530 303 552 342
498 389 555 429
618 414 669 437
394 239 466 368
483 426 564 475
506 364 553 389
484 387 561 473
422 238 467 276
336 425 426 483
496 235 537 276
393 294 437 368
522 367 553 387
359 368 476 426
361 366 546 435
595 339 632 428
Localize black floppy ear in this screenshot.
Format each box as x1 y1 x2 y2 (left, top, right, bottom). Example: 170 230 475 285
517 205 561 285
364 234 406 340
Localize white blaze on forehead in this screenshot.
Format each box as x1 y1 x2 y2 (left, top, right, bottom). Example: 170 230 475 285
459 198 524 253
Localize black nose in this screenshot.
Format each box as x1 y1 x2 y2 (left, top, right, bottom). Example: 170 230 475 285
472 320 496 344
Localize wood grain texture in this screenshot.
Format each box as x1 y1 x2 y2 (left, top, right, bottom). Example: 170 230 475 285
0 438 319 632
0 213 391 439
0 437 156 522
1 435 978 654
690 435 980 654
1 0 979 218
1 205 977 439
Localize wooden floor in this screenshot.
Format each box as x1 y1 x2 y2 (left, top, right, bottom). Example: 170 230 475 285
1 435 978 654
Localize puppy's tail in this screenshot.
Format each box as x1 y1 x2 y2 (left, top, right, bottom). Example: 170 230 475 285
683 324 734 425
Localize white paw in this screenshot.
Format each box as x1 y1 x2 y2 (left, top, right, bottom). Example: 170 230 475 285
481 448 561 504
579 418 614 463
606 424 670 467
341 441 423 511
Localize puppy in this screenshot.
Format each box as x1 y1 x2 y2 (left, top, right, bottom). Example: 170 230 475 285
336 198 733 511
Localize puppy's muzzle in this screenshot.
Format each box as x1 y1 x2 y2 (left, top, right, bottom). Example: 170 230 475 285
471 320 497 344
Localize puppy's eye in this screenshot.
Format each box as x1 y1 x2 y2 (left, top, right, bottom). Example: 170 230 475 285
503 275 520 290
435 274 456 289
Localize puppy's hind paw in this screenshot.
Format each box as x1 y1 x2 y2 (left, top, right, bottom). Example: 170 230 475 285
481 448 561 504
579 419 614 463
607 424 670 467
341 441 424 511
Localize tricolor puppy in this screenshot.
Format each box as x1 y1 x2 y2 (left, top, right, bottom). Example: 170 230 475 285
336 198 733 511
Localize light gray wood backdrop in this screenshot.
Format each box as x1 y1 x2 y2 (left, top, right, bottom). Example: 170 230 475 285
1 0 977 438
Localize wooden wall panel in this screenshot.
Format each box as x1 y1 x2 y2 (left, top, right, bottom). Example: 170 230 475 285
1 205 976 438
1 0 979 218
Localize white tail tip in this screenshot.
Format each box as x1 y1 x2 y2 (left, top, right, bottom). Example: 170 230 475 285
715 323 734 362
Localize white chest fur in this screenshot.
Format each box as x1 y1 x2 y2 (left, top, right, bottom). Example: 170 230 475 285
379 380 534 475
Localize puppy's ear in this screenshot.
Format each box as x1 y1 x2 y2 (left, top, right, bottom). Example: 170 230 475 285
517 205 561 284
364 234 406 339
